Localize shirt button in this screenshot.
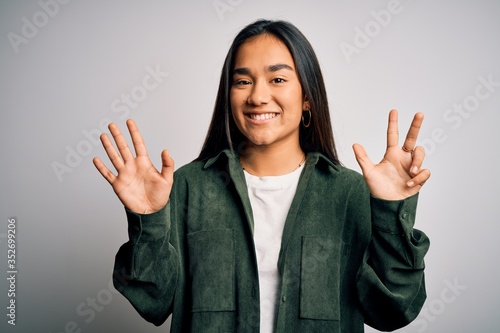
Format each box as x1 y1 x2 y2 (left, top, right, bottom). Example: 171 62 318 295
282 296 287 302
401 213 407 219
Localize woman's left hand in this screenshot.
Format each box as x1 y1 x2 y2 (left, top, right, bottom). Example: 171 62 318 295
352 109 431 200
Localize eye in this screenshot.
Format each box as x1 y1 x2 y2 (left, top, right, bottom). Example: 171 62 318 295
272 78 286 84
232 79 251 86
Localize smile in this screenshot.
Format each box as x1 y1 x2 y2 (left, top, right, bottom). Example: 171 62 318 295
246 113 279 121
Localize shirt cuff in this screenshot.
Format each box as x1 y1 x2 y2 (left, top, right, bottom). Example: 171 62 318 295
370 193 419 236
125 203 170 244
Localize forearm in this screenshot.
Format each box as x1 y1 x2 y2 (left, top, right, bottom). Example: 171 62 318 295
357 194 430 331
113 204 179 326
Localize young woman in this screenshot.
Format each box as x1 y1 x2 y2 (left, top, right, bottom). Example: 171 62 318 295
93 19 431 333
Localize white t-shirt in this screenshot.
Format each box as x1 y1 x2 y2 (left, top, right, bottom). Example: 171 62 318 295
243 164 304 333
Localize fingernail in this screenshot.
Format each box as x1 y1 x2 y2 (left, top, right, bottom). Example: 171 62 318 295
412 166 418 174
407 181 414 187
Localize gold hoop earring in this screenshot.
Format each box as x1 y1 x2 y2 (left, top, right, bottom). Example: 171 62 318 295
301 110 312 128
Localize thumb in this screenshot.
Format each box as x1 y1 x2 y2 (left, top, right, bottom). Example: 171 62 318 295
352 143 374 175
160 149 174 185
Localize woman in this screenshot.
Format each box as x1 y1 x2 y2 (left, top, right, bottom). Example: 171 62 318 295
93 19 431 332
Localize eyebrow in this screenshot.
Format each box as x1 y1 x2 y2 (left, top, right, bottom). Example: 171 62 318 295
267 63 294 72
232 63 294 75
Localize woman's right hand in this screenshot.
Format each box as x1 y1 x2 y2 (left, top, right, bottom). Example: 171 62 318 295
93 119 174 214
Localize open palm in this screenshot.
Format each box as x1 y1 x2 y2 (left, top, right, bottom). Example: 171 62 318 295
93 119 174 214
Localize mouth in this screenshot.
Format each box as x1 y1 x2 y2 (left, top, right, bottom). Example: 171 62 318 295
245 112 279 121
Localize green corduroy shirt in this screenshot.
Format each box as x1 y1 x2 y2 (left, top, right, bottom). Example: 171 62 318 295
113 149 430 332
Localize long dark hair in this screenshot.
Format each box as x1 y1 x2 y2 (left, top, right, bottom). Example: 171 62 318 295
196 19 340 165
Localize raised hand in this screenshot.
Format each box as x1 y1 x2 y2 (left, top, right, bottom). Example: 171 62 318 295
93 119 174 214
352 109 431 200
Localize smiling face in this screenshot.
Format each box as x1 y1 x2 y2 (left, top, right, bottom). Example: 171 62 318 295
230 34 309 151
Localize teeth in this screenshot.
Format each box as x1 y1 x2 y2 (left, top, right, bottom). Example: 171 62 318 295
249 113 277 120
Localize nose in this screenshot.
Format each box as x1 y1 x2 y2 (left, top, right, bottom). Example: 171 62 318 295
247 80 270 106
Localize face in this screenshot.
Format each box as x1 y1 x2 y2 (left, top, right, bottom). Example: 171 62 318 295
230 34 309 150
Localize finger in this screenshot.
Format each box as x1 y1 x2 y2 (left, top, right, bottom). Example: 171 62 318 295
403 112 424 151
109 123 134 163
386 109 399 149
100 132 125 171
160 150 175 184
407 168 431 188
410 145 425 175
127 119 148 157
92 156 116 184
352 143 374 175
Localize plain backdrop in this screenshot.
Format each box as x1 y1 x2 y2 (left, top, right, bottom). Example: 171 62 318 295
1 0 499 332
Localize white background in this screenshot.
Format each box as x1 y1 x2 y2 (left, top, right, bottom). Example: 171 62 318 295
1 0 499 332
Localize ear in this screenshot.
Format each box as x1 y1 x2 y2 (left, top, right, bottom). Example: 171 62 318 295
303 96 310 110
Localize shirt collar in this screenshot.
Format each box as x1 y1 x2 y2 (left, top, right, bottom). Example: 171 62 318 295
203 149 234 169
203 149 340 172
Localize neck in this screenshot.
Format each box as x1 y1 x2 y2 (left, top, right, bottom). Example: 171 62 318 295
239 143 305 176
